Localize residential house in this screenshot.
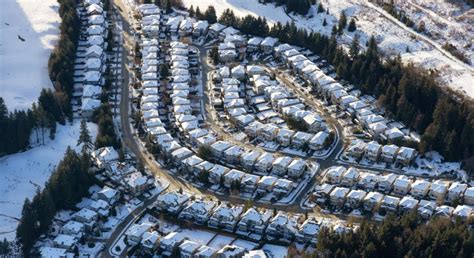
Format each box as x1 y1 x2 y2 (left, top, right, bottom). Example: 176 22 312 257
241 150 262 171
345 189 367 209
363 191 384 212
381 144 399 163
237 208 273 237
291 131 313 149
365 141 382 161
223 169 245 188
241 174 261 193
255 152 275 173
287 159 306 179
295 217 320 246
346 139 367 159
277 128 295 147
410 179 431 199
393 175 412 196
209 164 230 185
160 232 186 256
179 240 201 258
341 167 360 187
141 231 160 253
434 205 454 218
399 196 419 213
273 179 294 198
447 182 467 202
429 180 450 201
309 131 329 151
453 205 473 221
464 187 474 205
378 173 398 193
216 245 246 258
329 187 350 207
155 191 190 214
208 203 244 231
256 176 278 195
53 234 77 251
124 222 153 245
417 200 437 219
325 166 346 184
266 212 300 241
272 156 293 176
178 199 217 224
380 195 400 213
357 172 379 190
396 147 417 166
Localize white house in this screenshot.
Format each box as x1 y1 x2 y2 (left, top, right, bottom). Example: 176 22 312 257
325 166 346 184
272 156 293 176
447 182 467 202
209 164 230 185
399 196 419 213
429 180 450 201
329 187 350 207
381 144 399 163
396 147 417 166
378 173 398 193
341 167 360 187
178 199 217 224
363 191 384 212
208 203 244 231
380 195 400 213
266 212 300 240
464 187 474 205
365 141 382 161
223 169 245 188
410 179 431 199
155 191 190 214
345 189 367 209
287 159 306 179
393 175 412 196
237 208 273 237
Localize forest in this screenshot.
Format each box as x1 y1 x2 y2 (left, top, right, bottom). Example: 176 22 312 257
313 213 474 257
16 148 96 255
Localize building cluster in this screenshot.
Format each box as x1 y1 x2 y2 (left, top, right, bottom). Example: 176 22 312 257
73 0 109 118
345 139 417 166
306 166 474 220
117 190 352 256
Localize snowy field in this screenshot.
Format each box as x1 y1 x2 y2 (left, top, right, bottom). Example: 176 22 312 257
0 0 60 110
182 0 474 99
0 122 97 240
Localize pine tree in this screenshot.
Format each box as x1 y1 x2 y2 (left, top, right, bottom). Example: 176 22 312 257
188 5 195 17
322 18 327 26
317 2 324 13
195 6 202 19
349 34 360 57
348 18 356 32
77 119 92 151
204 6 217 24
338 11 347 35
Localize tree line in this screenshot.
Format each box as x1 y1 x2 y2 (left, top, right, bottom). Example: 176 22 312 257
261 0 313 15
0 89 64 156
16 148 96 256
47 0 81 118
213 8 474 174
313 213 474 257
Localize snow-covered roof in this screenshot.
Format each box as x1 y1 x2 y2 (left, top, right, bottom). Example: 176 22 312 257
261 37 278 47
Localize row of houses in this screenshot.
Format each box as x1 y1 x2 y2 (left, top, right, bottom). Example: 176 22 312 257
76 0 108 118
311 182 474 220
345 139 417 166
322 166 474 205
152 191 352 246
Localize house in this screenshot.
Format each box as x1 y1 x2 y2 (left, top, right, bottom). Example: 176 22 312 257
224 145 245 164
380 195 400 213
260 37 278 53
358 172 379 190
255 152 275 173
179 199 217 224
273 179 294 197
378 173 398 193
179 240 201 258
266 212 300 240
195 245 217 258
272 156 293 176
208 23 226 38
160 232 187 256
124 222 153 245
216 245 246 258
345 189 367 209
81 98 101 118
257 176 278 195
434 205 454 218
261 123 279 141
346 139 367 159
182 155 204 174
410 179 431 199
287 159 306 179
231 65 246 80
324 166 346 184
273 43 292 58
453 205 473 221
341 167 360 187
39 247 68 258
309 131 330 151
223 169 245 188
329 187 350 207
381 144 399 163
241 174 261 193
247 37 263 52
291 131 313 149
416 200 437 219
60 221 84 237
208 203 244 231
209 164 230 185
241 150 262 171
237 208 273 237
171 147 194 163
277 128 295 146
447 182 467 202
141 231 160 253
311 183 334 204
464 187 474 205
247 65 265 76
155 191 190 214
429 180 450 201
97 186 120 205
53 234 77 250
393 175 412 196
295 217 320 245
72 208 97 229
210 141 232 159
245 121 264 137
363 191 384 211
194 160 215 178
123 171 151 196
399 196 419 213
396 147 417 166
365 141 382 161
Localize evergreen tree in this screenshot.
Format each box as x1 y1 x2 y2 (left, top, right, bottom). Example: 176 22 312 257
77 119 92 151
209 46 219 65
338 11 347 34
317 2 324 13
349 34 360 57
348 18 357 32
195 6 203 19
188 5 194 17
204 6 217 24
322 18 327 26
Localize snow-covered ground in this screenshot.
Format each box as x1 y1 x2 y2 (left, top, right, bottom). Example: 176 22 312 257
0 0 60 110
0 122 97 240
182 0 474 99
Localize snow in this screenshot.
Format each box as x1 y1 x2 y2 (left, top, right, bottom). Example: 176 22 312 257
0 0 60 110
0 121 97 240
207 234 234 249
179 229 216 245
262 244 288 257
183 0 474 98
